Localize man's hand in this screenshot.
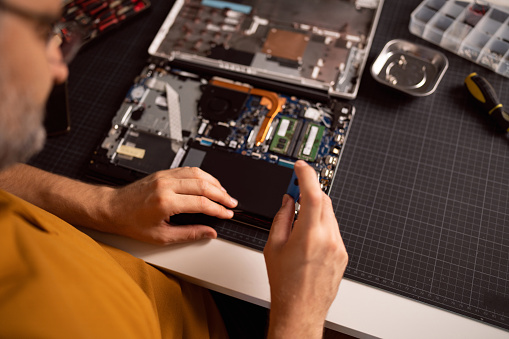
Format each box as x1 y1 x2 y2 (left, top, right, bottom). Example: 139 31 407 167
105 167 238 244
264 160 348 339
0 164 237 245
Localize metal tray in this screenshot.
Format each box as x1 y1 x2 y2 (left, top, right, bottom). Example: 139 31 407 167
371 39 448 96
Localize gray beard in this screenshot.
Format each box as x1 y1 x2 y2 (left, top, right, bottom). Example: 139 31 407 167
0 81 46 170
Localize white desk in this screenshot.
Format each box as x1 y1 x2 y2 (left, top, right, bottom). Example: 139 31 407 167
82 228 508 339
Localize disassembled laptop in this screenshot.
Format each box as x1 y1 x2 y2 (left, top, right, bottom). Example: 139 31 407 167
89 0 384 229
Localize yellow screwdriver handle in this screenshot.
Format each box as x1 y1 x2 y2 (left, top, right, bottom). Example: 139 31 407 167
465 72 509 132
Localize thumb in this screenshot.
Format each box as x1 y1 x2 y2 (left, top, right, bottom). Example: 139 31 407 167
267 194 295 248
160 225 217 244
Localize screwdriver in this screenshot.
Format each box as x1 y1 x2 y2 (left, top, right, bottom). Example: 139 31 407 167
464 72 509 132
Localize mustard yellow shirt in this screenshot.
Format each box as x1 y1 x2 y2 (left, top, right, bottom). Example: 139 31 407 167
0 190 226 338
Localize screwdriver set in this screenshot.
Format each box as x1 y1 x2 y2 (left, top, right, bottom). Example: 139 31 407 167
61 0 151 43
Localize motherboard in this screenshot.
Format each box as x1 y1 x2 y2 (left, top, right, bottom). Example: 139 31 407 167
89 60 354 229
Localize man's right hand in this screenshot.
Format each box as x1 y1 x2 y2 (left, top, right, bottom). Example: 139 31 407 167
264 160 348 339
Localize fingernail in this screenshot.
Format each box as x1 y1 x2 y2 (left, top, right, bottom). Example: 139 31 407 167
227 210 234 218
282 194 291 206
205 232 216 239
230 197 238 206
296 160 308 168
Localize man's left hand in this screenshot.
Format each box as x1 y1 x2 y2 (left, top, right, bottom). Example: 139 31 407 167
105 167 238 245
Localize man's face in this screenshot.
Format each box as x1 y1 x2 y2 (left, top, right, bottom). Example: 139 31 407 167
0 0 68 169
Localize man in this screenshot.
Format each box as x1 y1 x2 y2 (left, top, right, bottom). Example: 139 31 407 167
0 0 349 338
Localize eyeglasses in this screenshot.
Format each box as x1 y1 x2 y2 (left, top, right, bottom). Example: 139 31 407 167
0 0 84 64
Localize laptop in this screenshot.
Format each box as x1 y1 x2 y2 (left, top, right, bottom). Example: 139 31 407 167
89 0 384 231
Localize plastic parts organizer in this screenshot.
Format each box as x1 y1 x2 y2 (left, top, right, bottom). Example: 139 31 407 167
410 0 509 78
